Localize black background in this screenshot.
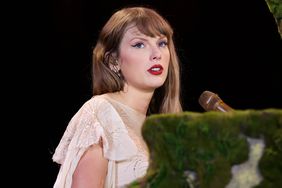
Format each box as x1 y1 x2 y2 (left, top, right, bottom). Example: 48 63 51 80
8 0 281 187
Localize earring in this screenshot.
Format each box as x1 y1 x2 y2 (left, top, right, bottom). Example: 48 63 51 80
110 59 121 78
113 65 120 73
114 66 121 78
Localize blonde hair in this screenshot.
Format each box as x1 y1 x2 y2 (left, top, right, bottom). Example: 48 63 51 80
92 6 182 114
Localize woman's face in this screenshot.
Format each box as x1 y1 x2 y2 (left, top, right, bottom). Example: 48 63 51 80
118 25 170 92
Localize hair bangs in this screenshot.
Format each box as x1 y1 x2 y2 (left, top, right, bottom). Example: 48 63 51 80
133 11 173 38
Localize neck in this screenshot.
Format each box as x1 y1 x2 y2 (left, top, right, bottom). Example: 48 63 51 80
111 85 154 115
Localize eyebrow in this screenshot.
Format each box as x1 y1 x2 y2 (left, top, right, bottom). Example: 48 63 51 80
129 34 167 41
129 36 148 42
129 36 168 45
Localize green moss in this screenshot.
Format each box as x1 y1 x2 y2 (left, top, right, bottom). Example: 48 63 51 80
265 0 282 38
130 109 282 188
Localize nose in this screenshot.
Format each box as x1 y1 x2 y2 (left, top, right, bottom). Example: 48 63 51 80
150 47 162 62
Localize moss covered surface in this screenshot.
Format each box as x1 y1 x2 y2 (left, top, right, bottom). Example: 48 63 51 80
129 109 282 188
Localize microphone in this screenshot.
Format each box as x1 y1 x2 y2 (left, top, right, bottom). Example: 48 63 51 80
198 91 233 112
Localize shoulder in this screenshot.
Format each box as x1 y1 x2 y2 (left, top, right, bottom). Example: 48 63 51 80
52 95 120 164
85 95 113 110
76 95 115 117
81 95 124 129
89 95 124 126
53 94 138 164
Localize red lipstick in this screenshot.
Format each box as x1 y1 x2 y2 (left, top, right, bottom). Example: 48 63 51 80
147 64 163 75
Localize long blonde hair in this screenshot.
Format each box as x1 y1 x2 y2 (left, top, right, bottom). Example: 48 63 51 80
92 6 182 114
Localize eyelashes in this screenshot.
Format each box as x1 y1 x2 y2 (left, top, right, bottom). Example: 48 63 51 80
158 41 168 47
131 40 168 49
132 42 145 48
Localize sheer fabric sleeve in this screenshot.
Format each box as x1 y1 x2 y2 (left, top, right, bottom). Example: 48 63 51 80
52 97 138 188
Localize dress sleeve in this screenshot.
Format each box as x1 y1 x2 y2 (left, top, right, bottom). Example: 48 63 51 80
52 97 138 188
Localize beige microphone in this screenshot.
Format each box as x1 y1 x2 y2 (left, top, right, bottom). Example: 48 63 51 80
199 91 233 112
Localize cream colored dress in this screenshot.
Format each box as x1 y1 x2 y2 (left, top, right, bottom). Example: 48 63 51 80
52 94 149 188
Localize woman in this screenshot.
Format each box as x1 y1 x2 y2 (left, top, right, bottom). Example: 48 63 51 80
52 6 182 188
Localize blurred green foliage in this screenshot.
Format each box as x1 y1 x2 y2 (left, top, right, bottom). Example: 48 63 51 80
265 0 282 37
129 109 282 188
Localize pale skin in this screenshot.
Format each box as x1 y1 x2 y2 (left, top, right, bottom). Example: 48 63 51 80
71 25 170 188
72 143 108 188
110 25 170 114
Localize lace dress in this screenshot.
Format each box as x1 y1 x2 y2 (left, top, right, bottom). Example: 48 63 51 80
52 94 149 188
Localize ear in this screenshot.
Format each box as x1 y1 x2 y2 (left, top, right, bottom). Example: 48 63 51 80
111 52 120 66
110 52 118 59
104 51 117 60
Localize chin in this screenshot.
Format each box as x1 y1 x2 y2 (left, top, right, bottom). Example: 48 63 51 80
149 81 166 89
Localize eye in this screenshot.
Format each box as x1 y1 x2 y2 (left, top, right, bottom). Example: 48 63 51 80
159 40 168 47
132 42 145 48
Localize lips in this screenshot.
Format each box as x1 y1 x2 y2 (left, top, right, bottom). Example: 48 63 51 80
147 64 163 75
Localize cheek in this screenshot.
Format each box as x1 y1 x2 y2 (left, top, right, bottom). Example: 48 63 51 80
119 57 142 79
163 52 170 67
120 62 145 78
119 50 147 70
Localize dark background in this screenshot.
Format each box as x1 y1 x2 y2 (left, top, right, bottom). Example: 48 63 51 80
9 0 281 187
